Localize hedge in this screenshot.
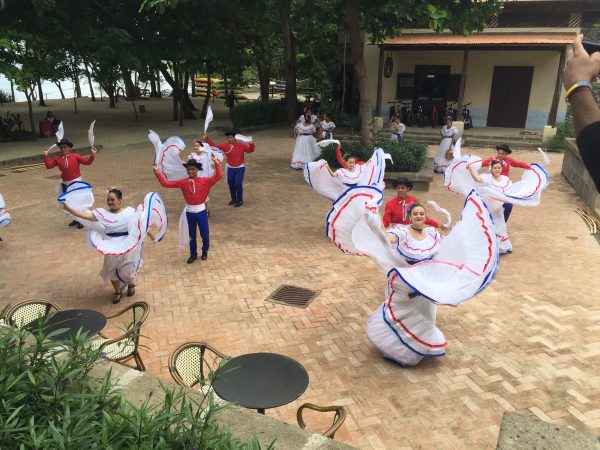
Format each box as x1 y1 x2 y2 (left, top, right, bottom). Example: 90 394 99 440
231 99 287 128
319 139 427 172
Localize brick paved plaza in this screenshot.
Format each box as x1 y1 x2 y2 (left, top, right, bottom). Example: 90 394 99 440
0 127 599 449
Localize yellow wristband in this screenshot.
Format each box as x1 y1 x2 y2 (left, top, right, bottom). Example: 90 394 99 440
565 81 593 101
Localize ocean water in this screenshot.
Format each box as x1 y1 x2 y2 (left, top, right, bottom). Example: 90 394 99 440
0 74 92 102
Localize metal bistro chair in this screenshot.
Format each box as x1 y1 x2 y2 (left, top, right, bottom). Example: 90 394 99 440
91 302 149 371
5 300 62 328
297 403 348 439
169 342 230 405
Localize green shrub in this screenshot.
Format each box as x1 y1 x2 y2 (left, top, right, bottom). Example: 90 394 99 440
544 121 575 152
320 139 427 172
0 90 12 105
0 317 271 449
231 99 287 128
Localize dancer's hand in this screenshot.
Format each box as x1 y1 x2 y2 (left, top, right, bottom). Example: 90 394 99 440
210 153 219 163
202 132 208 140
440 224 450 234
152 164 160 173
90 147 97 155
43 149 49 156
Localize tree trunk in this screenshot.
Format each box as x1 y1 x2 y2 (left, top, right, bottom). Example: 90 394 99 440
256 56 270 102
223 67 228 98
201 71 212 118
278 0 297 122
84 65 96 101
172 62 180 121
54 81 66 99
155 69 162 98
25 87 35 134
122 69 136 99
37 79 47 106
346 0 372 146
106 84 116 108
159 64 196 119
9 79 15 102
191 73 196 97
74 75 82 98
149 68 159 97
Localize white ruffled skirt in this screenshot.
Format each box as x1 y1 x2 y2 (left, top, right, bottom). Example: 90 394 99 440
291 135 321 170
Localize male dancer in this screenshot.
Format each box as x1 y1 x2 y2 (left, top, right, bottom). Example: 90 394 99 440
153 154 222 263
383 177 448 232
203 130 255 207
44 138 97 229
481 144 531 221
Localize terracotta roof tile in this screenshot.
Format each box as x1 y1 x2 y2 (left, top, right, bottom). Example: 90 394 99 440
384 32 576 46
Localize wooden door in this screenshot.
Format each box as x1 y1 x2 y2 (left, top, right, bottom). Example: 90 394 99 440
487 66 534 128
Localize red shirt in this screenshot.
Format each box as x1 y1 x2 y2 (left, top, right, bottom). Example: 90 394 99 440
155 164 222 205
481 156 531 177
205 137 255 167
44 152 95 181
383 195 441 228
336 146 365 169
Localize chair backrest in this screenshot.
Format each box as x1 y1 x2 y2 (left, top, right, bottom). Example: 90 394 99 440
6 300 62 328
168 342 230 388
108 301 149 330
297 403 347 439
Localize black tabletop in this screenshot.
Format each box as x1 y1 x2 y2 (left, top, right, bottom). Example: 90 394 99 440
27 309 107 340
212 352 309 410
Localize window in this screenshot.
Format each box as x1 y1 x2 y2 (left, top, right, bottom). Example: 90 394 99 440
396 73 414 100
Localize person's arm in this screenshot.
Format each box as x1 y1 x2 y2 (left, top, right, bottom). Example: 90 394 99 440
244 142 255 153
469 167 483 183
382 201 392 228
43 152 57 169
207 155 223 186
481 158 492 167
323 162 337 177
76 147 97 165
153 165 180 188
203 134 228 152
563 34 600 135
425 217 441 229
508 157 531 170
61 202 97 222
335 146 348 169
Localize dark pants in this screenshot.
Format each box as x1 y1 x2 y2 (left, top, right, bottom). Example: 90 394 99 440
61 183 68 193
503 203 513 222
186 210 209 257
227 166 245 203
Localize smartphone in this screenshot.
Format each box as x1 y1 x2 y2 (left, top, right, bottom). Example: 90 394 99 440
582 41 600 54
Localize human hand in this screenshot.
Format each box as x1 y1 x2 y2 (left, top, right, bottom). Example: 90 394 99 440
152 164 160 173
564 34 600 88
202 132 208 140
210 153 218 162
90 147 97 155
43 149 49 156
441 224 450 234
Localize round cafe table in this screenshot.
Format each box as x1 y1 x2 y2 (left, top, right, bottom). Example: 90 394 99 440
26 309 107 341
212 352 309 414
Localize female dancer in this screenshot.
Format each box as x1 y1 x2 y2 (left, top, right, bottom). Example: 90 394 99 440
433 116 457 173
291 115 321 170
61 187 167 304
323 186 498 366
386 202 442 264
445 152 549 254
0 194 11 241
322 155 361 186
321 113 336 140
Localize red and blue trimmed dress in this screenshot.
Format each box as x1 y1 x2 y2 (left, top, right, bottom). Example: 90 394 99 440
0 194 11 230
59 185 167 289
445 154 549 254
324 186 499 366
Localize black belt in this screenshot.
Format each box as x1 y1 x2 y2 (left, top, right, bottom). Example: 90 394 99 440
300 133 313 136
107 232 128 237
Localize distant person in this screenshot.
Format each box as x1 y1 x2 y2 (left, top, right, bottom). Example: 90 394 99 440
321 113 336 140
389 115 405 142
563 34 600 192
433 116 457 173
224 90 238 117
40 111 59 138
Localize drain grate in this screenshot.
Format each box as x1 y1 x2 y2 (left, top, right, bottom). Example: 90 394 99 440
265 284 321 309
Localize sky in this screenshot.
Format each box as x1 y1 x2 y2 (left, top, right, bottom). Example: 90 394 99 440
0 74 94 102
